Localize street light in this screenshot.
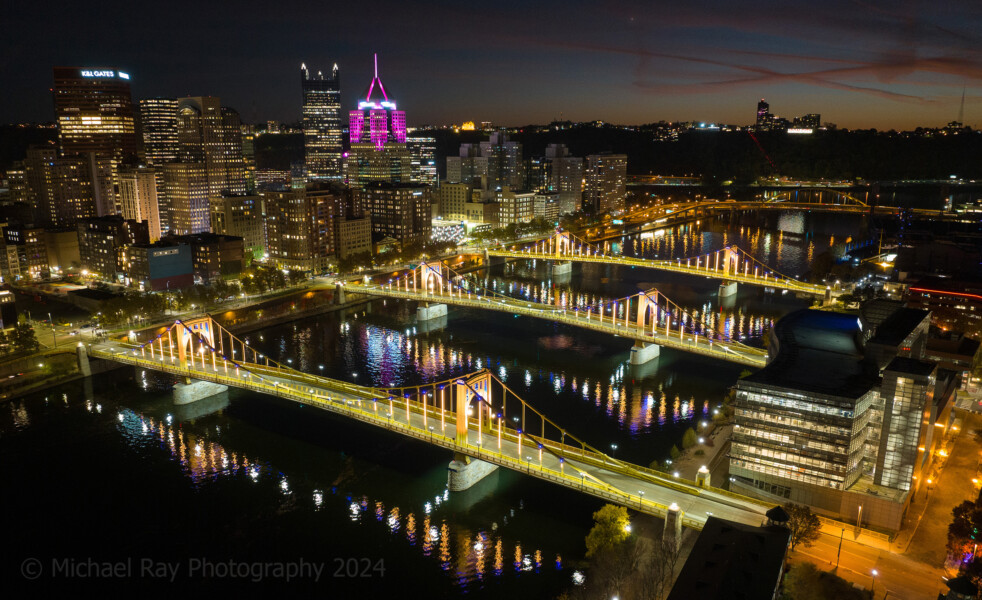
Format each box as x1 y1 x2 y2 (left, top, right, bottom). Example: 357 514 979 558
611 443 618 459
871 569 878 597
638 490 644 509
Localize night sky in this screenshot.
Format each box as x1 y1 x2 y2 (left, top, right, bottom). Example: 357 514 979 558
3 0 981 129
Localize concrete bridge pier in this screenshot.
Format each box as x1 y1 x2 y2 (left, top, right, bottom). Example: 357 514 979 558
663 502 683 549
718 281 738 298
551 261 572 276
630 342 661 365
447 453 499 491
417 303 448 321
335 282 346 305
696 465 710 487
173 377 229 405
76 343 91 377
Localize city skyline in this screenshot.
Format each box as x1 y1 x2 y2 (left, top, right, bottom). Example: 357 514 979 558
3 0 982 130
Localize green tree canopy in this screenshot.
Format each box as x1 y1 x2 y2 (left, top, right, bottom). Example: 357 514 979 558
585 504 631 558
682 427 698 449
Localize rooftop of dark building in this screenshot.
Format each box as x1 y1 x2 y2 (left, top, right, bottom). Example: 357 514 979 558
666 516 791 600
867 307 930 347
741 309 879 399
883 356 936 378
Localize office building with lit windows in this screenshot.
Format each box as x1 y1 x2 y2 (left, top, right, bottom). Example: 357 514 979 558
176 96 248 197
301 63 343 181
353 183 430 248
24 144 96 227
138 98 180 166
345 55 412 189
730 303 957 531
118 166 162 241
162 162 210 235
407 137 437 186
52 67 138 160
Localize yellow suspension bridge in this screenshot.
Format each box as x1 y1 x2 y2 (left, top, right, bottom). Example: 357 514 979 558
344 261 768 367
84 315 771 530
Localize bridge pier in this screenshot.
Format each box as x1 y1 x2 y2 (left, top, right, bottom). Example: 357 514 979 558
76 343 91 377
173 378 229 405
551 261 572 275
335 282 346 305
447 453 499 491
696 465 710 488
718 281 738 298
629 342 660 365
417 303 448 321
663 502 683 548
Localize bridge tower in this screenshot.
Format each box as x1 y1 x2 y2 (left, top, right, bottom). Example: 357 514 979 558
416 262 450 321
719 247 739 298
550 231 574 275
172 316 228 405
448 370 499 491
630 291 662 365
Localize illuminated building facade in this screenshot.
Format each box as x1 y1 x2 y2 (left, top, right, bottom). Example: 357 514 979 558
118 166 162 241
176 96 247 198
301 63 343 181
138 98 180 166
163 162 210 235
407 137 437 186
345 55 412 189
24 145 96 227
353 183 431 248
756 98 770 130
77 215 149 280
493 187 535 225
263 189 337 273
583 154 627 213
52 67 138 160
730 304 956 531
210 193 265 263
480 132 523 190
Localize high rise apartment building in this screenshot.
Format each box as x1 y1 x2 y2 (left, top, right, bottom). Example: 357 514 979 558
445 144 488 187
263 188 337 273
480 132 523 190
354 183 431 248
583 154 627 213
301 63 343 180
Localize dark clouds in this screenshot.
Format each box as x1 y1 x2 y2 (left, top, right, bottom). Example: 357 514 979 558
2 0 980 128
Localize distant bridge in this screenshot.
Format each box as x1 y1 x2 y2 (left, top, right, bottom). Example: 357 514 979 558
483 230 830 297
87 316 771 529
344 261 768 367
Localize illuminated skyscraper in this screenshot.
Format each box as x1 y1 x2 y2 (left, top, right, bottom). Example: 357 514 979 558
345 55 411 189
52 67 139 217
583 154 627 214
52 67 138 160
301 63 343 181
756 98 771 130
176 96 247 198
118 166 162 241
406 137 437 186
138 98 179 166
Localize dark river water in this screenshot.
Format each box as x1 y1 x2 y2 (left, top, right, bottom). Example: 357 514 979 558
0 211 863 595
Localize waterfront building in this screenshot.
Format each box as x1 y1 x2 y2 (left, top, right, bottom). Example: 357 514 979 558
263 188 338 273
161 232 244 283
122 240 193 291
493 187 535 225
583 153 627 213
77 215 149 280
730 302 957 531
301 63 343 181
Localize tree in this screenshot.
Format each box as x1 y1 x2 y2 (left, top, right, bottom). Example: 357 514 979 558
584 504 631 558
669 445 681 461
947 496 982 558
782 562 865 600
682 427 698 449
11 320 39 353
785 503 822 550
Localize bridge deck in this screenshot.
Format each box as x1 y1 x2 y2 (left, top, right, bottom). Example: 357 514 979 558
485 249 827 295
90 341 770 529
349 284 768 367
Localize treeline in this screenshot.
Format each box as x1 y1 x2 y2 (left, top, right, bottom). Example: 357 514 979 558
422 125 982 182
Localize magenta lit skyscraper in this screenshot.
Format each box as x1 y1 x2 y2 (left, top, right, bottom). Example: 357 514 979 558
345 55 412 188
349 54 407 149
